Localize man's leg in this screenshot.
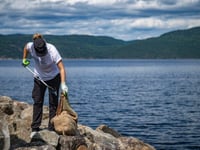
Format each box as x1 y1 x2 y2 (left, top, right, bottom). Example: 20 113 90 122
47 74 61 130
31 78 46 131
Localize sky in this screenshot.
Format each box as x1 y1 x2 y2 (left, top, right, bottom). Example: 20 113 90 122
0 0 200 40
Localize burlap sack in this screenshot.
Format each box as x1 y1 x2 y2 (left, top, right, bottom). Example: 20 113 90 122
51 111 77 135
51 93 78 135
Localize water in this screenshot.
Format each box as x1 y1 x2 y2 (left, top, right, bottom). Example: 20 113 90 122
0 59 200 150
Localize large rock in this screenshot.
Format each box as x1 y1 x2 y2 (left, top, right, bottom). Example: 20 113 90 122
14 144 56 150
96 124 121 138
0 96 14 115
0 96 156 150
59 135 87 150
31 129 60 147
0 96 13 150
78 124 155 150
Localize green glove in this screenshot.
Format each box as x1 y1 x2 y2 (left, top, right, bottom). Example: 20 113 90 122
22 59 30 67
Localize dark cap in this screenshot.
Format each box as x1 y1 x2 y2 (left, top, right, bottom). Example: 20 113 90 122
34 38 47 57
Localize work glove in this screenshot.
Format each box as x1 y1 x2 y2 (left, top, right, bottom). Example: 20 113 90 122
22 58 30 67
61 82 68 96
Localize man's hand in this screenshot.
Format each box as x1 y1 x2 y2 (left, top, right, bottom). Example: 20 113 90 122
22 58 30 67
61 82 68 95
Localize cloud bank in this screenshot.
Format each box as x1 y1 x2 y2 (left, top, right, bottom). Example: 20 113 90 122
0 0 200 40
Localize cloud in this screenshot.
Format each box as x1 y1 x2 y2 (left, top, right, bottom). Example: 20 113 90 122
0 0 200 40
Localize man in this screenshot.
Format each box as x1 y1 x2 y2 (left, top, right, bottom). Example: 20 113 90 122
22 33 68 137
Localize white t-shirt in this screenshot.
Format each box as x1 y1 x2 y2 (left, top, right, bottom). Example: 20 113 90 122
26 42 62 81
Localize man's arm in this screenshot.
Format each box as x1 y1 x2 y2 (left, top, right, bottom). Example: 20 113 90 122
23 44 29 59
22 44 30 67
57 60 66 83
57 60 68 94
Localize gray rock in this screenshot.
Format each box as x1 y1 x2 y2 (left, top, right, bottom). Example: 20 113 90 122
0 114 10 150
59 135 87 150
0 96 13 150
78 124 120 149
0 96 14 115
96 124 121 138
14 144 56 150
31 129 60 147
119 137 155 150
78 124 155 150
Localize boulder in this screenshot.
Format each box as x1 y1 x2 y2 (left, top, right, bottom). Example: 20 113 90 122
14 144 56 150
31 129 60 147
118 137 155 150
78 124 155 150
59 135 87 150
78 124 120 149
96 124 121 138
0 96 156 150
0 114 10 150
0 96 14 115
0 96 13 150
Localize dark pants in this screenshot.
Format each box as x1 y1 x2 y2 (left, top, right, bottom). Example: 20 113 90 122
31 74 61 131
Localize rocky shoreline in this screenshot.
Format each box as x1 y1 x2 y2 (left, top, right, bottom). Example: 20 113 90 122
0 96 155 150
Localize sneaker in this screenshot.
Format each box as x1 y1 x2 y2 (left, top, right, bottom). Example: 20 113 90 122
30 128 41 138
30 131 37 138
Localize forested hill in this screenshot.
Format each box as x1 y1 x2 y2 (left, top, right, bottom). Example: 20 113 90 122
0 26 200 59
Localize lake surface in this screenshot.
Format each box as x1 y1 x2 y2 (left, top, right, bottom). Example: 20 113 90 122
0 59 200 150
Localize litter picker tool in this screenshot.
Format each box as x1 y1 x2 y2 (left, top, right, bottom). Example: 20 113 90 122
25 66 57 96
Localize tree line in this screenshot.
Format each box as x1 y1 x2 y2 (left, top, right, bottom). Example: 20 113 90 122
0 27 200 59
